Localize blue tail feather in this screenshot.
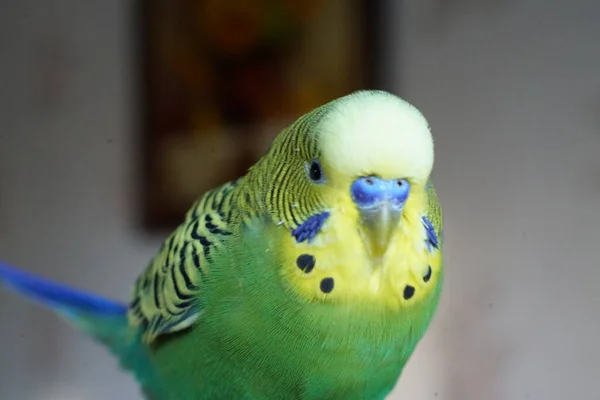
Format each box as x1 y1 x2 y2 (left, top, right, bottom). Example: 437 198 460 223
0 261 128 318
0 261 157 391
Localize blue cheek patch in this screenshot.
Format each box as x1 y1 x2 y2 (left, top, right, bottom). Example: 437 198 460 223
422 216 439 251
292 211 330 243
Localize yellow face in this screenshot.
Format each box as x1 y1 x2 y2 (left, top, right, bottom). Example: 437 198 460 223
277 173 441 310
261 91 443 310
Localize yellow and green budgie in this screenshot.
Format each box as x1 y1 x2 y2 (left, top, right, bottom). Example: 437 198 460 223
0 90 444 400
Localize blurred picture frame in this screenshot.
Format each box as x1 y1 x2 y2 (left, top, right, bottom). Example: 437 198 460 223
138 0 383 231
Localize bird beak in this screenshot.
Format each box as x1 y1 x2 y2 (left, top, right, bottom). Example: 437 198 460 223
350 176 410 262
358 202 402 261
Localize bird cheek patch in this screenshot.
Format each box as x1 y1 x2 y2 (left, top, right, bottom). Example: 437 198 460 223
291 211 330 243
421 216 438 252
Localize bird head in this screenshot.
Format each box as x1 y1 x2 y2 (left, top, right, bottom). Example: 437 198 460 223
244 90 439 307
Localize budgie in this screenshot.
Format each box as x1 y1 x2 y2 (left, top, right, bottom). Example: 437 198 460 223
0 90 444 400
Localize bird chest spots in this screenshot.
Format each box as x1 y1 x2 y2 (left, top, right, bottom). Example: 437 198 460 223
403 285 415 300
423 265 432 282
320 277 335 294
296 254 316 273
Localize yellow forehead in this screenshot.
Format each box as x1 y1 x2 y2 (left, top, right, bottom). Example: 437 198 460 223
316 91 434 183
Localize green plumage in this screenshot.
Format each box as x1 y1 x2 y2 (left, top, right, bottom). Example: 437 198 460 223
141 217 441 399
0 90 444 400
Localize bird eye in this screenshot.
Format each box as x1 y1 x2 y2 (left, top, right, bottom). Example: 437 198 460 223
307 159 324 183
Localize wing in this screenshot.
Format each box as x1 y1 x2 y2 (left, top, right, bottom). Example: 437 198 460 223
128 180 239 344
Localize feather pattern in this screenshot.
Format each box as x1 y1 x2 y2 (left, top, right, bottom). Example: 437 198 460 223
129 181 240 344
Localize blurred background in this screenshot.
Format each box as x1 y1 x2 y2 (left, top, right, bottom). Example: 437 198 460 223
1 0 599 399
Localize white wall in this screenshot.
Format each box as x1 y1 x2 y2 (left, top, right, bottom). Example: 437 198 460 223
0 1 158 399
392 1 600 399
0 1 599 399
